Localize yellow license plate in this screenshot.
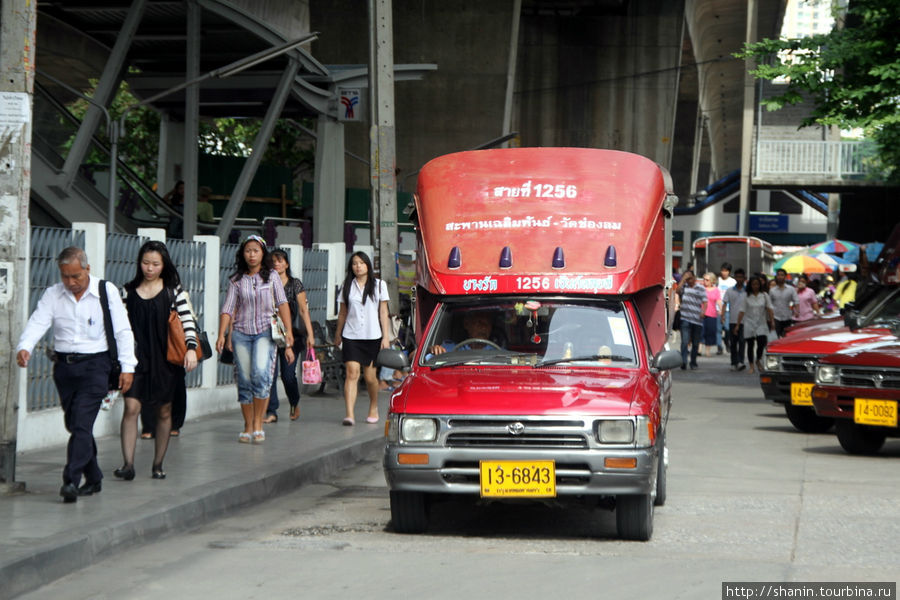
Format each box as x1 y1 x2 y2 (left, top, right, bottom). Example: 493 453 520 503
854 399 898 427
479 460 556 498
791 382 814 406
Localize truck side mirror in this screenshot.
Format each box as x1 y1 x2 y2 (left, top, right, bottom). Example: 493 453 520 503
653 349 682 371
377 348 409 370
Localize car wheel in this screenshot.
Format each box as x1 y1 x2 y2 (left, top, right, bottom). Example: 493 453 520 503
835 420 887 455
390 490 428 533
654 438 667 507
616 494 653 541
784 404 834 433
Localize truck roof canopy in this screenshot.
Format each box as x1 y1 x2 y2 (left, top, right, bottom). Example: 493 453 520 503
414 148 670 296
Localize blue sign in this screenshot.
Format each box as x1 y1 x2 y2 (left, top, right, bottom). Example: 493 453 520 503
750 214 788 233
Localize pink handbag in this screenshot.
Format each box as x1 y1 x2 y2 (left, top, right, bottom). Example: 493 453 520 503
302 349 322 384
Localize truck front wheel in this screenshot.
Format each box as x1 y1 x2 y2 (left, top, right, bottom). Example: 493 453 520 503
390 490 428 533
784 404 833 433
835 421 887 455
616 494 653 541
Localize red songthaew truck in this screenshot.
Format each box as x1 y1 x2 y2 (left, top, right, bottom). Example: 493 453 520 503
381 148 681 540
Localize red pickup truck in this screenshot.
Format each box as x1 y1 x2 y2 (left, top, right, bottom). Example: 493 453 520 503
381 148 681 540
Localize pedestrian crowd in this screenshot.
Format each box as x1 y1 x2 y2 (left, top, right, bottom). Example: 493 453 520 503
670 251 870 373
14 239 399 504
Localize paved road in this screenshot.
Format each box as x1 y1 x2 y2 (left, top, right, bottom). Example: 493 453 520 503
18 357 900 600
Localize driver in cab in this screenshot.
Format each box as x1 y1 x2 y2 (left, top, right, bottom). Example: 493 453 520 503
429 312 497 355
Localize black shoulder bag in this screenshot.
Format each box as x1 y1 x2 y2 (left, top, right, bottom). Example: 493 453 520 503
98 280 123 390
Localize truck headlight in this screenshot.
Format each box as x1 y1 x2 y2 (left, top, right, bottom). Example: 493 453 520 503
596 419 634 444
764 353 781 371
816 365 838 384
400 417 438 443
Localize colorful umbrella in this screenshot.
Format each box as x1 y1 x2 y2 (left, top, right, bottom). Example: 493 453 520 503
774 253 831 274
843 242 884 264
809 250 856 272
810 239 859 254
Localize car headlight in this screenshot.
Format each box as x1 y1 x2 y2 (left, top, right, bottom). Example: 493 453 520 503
596 419 634 444
400 417 438 443
816 365 838 384
764 353 781 371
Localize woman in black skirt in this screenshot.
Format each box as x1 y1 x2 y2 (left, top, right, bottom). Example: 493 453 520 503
116 241 198 480
334 252 390 425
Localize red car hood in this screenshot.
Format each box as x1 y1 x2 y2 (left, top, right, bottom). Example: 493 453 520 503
767 325 895 356
392 367 640 416
820 338 900 367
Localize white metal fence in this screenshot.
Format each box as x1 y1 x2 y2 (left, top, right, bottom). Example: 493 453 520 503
755 140 876 178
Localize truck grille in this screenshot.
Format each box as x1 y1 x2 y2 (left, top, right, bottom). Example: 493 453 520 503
839 368 900 389
445 418 589 450
780 354 819 374
446 432 588 449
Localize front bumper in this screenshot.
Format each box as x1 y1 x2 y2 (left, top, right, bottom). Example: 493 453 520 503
812 385 899 421
383 445 657 497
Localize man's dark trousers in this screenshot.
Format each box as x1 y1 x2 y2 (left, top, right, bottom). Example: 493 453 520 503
53 354 109 486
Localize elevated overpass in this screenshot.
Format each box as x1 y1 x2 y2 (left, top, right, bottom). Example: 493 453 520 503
35 0 884 246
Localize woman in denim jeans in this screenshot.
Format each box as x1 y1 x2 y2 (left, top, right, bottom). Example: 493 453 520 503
216 235 294 443
265 249 315 422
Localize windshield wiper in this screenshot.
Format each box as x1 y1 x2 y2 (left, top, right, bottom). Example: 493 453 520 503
429 352 534 370
535 354 634 368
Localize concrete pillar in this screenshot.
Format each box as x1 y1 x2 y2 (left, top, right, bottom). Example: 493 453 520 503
313 117 346 244
194 234 220 390
157 115 185 195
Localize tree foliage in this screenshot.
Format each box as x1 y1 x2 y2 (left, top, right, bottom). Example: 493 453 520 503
738 0 900 181
67 79 314 198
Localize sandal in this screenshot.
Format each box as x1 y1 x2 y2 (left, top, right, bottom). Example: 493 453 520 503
252 430 265 443
289 406 299 421
140 432 153 440
238 432 252 444
169 430 180 437
342 417 355 426
263 414 278 424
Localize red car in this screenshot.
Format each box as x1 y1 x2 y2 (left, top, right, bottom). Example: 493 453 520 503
381 148 681 541
812 339 900 454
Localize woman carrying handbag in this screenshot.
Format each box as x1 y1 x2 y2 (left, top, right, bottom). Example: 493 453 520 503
115 241 198 481
217 235 294 443
266 248 315 422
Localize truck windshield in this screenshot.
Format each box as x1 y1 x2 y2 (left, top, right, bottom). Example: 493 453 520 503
421 299 637 368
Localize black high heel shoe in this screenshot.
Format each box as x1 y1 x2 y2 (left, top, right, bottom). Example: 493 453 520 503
113 464 135 481
151 464 166 480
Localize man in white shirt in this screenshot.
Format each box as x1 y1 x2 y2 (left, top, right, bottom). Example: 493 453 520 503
717 262 736 354
16 247 136 503
722 268 748 371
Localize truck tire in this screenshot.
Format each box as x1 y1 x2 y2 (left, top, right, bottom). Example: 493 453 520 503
654 439 667 507
835 420 886 455
784 404 833 433
616 494 653 541
390 490 428 533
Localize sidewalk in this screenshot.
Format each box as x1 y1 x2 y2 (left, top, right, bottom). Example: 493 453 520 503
0 387 387 600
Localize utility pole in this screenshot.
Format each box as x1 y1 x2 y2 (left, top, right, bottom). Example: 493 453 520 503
368 0 398 312
738 0 757 237
0 0 37 490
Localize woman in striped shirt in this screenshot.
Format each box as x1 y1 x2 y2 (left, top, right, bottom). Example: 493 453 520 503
217 235 294 443
115 241 198 481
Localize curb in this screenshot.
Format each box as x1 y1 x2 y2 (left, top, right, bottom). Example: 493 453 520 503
2 435 384 600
